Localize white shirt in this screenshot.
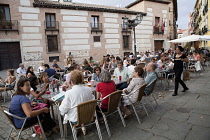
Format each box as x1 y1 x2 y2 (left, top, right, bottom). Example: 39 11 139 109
128 65 135 74
123 60 129 67
157 60 164 68
17 67 26 77
59 85 95 124
37 66 45 73
140 56 145 62
168 62 174 69
113 67 132 81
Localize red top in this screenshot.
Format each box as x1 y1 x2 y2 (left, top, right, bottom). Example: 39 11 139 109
96 80 116 109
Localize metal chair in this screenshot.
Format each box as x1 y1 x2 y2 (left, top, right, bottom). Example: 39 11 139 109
64 100 102 140
0 106 47 140
122 84 147 125
144 79 158 111
97 90 126 137
0 80 16 102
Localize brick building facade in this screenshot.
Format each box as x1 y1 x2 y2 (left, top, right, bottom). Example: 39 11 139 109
0 0 177 70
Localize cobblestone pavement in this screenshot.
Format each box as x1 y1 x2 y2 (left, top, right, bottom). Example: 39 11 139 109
0 68 210 140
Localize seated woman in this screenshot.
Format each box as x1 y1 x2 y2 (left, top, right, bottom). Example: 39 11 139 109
0 69 16 92
121 66 145 118
9 78 57 137
65 66 75 88
59 70 95 135
193 51 201 60
96 70 116 121
91 66 101 82
27 71 38 92
89 56 95 67
29 72 58 103
26 66 36 76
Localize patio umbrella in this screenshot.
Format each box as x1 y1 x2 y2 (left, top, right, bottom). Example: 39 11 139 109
168 35 210 43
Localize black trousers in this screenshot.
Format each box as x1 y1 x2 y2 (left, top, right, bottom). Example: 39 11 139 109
174 69 188 93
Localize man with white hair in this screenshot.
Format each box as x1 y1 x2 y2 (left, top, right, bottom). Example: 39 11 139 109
17 63 26 77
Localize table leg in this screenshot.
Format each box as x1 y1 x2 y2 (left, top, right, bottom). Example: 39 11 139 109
56 105 64 138
50 103 55 120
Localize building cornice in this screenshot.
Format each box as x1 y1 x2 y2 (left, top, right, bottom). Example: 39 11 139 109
33 1 147 16
125 0 171 8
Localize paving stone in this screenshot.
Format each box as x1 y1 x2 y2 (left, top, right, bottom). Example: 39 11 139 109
147 135 170 140
191 109 210 116
187 113 210 128
196 94 210 102
165 96 189 106
162 108 190 122
113 127 153 140
183 99 210 111
178 92 199 100
151 117 192 140
185 126 210 140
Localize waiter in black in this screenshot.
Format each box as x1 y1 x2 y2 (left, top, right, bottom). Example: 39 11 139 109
173 46 189 96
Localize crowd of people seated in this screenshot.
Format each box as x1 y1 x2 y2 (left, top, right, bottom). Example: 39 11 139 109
1 47 210 138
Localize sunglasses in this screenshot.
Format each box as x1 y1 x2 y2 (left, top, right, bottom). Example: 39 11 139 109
95 69 100 71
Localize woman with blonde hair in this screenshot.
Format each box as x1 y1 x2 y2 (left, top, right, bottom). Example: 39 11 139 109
59 70 94 135
100 56 107 69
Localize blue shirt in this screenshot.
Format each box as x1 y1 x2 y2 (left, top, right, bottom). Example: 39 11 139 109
45 68 56 77
92 73 100 82
145 71 157 95
9 95 31 128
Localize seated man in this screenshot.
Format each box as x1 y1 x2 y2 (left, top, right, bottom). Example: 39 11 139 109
52 59 64 72
128 59 136 74
114 62 132 90
17 63 26 78
44 64 56 78
144 63 157 95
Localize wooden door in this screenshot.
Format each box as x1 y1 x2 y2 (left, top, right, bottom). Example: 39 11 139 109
154 40 164 51
0 42 21 70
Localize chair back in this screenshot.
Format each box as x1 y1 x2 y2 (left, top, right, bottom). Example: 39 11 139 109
11 80 16 88
136 84 147 102
149 79 157 94
107 90 122 113
0 106 17 129
76 100 97 125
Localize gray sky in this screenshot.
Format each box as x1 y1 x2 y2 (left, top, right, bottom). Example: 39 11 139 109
73 0 196 29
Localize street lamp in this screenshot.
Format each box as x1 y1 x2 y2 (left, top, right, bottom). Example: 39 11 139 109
123 14 143 55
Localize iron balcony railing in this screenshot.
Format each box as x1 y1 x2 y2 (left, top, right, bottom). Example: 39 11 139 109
0 20 18 30
90 23 103 33
44 21 59 30
153 26 164 34
121 24 132 30
34 0 59 2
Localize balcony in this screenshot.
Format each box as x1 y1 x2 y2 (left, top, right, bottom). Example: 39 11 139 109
153 26 164 34
121 24 132 33
45 21 59 31
0 20 19 34
34 0 59 2
44 21 59 34
90 23 103 34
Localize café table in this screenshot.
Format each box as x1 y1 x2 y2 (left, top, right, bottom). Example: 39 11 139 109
41 78 127 138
